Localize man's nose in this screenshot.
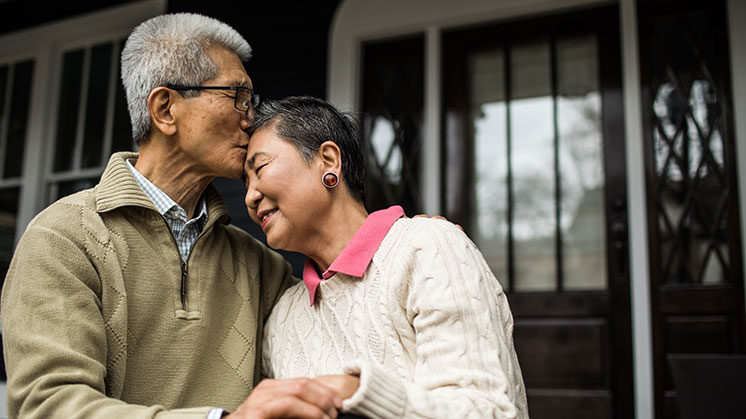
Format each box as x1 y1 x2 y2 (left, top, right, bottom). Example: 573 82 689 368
240 112 252 132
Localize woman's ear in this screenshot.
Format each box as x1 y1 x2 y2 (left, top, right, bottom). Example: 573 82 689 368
147 87 178 137
318 141 342 173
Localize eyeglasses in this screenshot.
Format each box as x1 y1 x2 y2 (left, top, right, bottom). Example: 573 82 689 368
165 85 260 113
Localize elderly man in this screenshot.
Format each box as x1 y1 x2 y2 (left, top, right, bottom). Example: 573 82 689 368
1 13 348 419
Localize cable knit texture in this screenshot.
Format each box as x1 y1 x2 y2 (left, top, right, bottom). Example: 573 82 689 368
263 217 529 418
1 152 295 419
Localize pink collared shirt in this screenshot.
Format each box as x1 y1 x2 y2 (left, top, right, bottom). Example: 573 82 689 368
302 205 405 305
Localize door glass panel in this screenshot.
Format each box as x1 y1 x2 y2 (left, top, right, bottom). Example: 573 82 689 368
82 42 113 168
652 76 729 284
556 35 606 290
5 60 34 179
361 35 424 215
53 48 84 173
470 49 509 289
511 41 556 291
466 35 607 293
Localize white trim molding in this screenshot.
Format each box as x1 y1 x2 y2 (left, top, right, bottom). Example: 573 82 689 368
619 0 654 417
727 0 746 325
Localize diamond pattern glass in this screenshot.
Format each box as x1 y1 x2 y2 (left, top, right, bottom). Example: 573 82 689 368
649 15 731 285
361 35 424 215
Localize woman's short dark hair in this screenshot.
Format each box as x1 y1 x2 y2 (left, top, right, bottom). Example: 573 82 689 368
250 96 365 203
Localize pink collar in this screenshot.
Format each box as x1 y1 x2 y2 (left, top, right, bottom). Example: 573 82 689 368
302 205 405 305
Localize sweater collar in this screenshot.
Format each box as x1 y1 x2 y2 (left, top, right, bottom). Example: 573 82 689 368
302 205 405 305
94 152 230 227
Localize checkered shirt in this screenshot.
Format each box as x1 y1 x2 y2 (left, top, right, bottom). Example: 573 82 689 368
126 160 208 262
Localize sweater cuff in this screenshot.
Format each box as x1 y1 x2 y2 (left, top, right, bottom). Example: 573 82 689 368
342 360 407 419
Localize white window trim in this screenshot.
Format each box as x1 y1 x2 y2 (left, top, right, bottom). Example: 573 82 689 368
0 0 166 242
619 0 654 418
727 0 746 330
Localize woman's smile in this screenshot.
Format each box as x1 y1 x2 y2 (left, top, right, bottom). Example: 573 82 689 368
260 209 278 230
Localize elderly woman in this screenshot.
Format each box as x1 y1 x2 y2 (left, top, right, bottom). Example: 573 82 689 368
244 96 528 419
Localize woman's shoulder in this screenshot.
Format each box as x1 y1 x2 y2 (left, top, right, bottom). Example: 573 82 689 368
376 216 476 266
387 216 470 246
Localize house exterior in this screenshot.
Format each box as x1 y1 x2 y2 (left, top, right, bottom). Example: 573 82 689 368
0 0 743 418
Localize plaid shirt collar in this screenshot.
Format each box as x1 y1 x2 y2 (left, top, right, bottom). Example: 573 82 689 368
125 159 208 225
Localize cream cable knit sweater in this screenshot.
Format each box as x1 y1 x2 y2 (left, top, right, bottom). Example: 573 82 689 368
262 217 528 419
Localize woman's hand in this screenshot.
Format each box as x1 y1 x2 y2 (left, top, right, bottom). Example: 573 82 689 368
313 374 361 401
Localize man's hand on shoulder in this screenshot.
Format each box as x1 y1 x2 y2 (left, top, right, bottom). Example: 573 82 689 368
227 377 342 419
413 214 463 231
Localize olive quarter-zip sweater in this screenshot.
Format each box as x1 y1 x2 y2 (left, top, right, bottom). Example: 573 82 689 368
1 152 295 419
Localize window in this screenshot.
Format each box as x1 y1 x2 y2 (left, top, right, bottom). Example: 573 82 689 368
0 59 34 285
47 39 134 204
464 35 606 292
360 35 424 214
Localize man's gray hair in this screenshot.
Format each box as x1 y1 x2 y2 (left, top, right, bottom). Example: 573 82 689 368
121 13 252 145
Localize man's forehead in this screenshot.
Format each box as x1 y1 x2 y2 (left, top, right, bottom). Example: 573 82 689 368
206 45 253 87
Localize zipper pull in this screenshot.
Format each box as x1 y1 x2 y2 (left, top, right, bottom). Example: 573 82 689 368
181 262 188 309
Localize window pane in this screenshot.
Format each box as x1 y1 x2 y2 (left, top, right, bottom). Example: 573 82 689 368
469 49 509 289
510 41 556 291
361 35 424 214
82 43 113 168
54 49 85 173
0 187 19 283
5 60 34 178
556 35 607 290
111 39 134 153
0 65 7 145
54 178 98 201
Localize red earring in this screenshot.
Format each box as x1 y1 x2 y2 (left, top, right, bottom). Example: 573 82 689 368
322 172 339 189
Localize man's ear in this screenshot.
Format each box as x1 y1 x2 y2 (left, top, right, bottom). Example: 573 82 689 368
318 141 342 173
147 87 178 137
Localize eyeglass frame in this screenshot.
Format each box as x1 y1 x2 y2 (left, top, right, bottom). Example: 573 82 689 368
165 84 260 113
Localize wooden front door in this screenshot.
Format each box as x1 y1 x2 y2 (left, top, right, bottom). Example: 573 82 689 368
443 6 633 418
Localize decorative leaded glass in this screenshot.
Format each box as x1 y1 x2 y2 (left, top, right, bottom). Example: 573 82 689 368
360 35 424 215
648 11 733 285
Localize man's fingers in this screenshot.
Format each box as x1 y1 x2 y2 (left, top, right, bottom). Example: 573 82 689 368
290 377 343 411
413 214 464 231
262 395 337 419
242 378 342 419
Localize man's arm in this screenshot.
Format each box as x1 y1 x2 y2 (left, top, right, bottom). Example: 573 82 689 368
1 224 204 418
2 222 342 419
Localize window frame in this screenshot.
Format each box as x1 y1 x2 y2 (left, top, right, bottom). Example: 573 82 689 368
0 0 166 243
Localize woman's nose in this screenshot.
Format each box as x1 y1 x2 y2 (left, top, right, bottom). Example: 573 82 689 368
245 184 262 211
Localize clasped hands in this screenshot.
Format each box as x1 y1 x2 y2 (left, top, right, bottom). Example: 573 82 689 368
226 374 360 419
